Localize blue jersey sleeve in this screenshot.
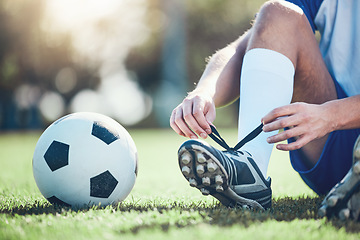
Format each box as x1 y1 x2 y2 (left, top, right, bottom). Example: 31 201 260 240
285 0 323 31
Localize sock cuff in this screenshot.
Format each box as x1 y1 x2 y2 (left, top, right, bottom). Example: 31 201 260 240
243 48 295 79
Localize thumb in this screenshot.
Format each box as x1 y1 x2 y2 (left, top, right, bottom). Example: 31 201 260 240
205 105 216 125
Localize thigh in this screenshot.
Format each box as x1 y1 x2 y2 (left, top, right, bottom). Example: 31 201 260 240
292 37 337 105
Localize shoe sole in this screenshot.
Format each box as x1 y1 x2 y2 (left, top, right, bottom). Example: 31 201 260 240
319 136 360 220
178 142 264 210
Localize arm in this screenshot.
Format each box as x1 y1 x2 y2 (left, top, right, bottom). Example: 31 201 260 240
170 31 251 139
197 33 248 107
262 95 360 151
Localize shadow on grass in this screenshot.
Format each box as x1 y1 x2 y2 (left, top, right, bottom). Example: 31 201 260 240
1 196 360 233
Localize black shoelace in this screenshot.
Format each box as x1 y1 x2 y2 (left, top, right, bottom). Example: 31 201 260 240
208 123 263 152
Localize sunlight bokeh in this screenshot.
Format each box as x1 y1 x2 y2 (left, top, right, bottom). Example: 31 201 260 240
41 0 152 125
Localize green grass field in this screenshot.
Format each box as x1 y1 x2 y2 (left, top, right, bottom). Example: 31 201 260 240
1 129 360 239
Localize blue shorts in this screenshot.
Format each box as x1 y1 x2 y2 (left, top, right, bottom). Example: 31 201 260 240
289 80 360 195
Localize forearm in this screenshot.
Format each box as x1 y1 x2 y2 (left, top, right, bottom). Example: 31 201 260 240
191 30 251 107
323 95 360 131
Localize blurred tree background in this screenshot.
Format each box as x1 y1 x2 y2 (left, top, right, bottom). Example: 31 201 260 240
0 0 265 130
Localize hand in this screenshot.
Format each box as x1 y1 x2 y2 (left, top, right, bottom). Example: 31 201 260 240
170 91 216 139
261 102 335 151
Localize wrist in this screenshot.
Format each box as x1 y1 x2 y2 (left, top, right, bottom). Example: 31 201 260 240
188 87 214 100
321 99 344 132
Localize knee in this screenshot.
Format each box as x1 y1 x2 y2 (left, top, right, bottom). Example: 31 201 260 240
254 0 309 36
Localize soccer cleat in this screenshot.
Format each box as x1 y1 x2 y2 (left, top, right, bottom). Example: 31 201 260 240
178 137 272 210
318 135 360 221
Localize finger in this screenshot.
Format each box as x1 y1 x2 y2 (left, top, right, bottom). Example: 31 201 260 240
193 101 212 136
170 109 186 137
275 135 311 151
181 99 208 139
263 115 301 132
204 104 216 134
262 104 299 124
174 106 197 139
266 126 305 144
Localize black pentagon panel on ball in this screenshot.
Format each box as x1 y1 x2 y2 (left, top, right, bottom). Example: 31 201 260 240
91 121 120 145
44 141 70 171
90 170 118 198
47 196 71 207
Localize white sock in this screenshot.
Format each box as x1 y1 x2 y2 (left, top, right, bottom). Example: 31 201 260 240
238 48 294 177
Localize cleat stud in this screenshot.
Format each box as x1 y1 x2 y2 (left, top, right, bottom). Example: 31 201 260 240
181 153 191 165
197 153 206 163
207 162 217 172
353 162 360 174
202 177 211 186
196 165 205 175
200 188 210 195
318 206 327 218
215 175 223 185
181 166 191 176
189 178 197 187
242 205 250 210
339 208 350 221
216 185 224 192
327 196 338 207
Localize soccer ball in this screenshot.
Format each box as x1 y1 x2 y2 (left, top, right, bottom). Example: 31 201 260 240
32 112 138 207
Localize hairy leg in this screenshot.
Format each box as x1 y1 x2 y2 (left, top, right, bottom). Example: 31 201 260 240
245 1 337 168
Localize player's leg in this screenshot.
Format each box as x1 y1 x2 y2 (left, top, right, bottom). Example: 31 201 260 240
238 0 337 177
